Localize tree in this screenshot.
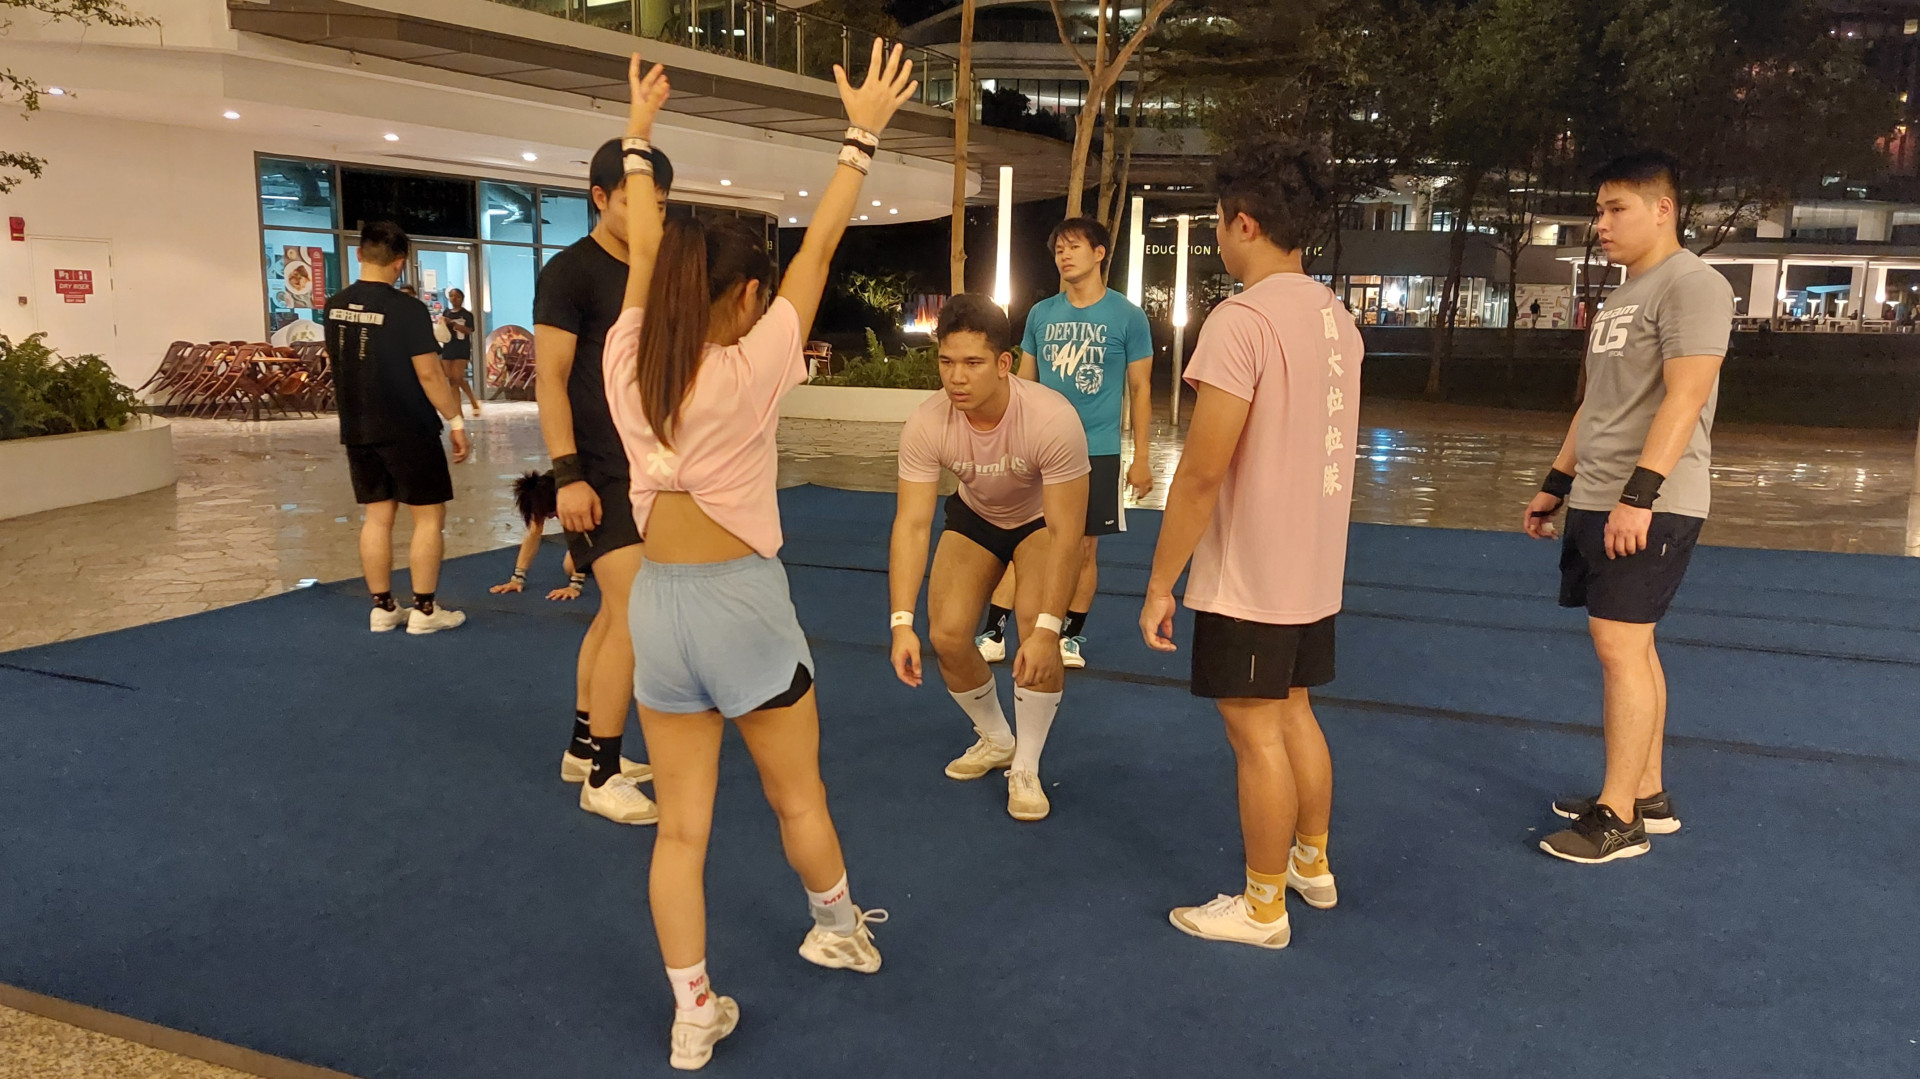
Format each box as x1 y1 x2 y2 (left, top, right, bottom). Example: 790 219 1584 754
2 0 156 194
1046 0 1178 218
949 0 975 293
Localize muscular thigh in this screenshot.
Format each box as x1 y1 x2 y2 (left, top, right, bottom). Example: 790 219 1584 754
929 531 1009 643
1008 527 1056 635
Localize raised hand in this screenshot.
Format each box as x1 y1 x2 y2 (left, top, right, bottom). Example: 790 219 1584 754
626 55 670 139
833 39 919 137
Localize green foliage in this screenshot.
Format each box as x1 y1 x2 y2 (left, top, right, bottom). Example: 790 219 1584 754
811 341 942 390
841 271 913 318
0 333 142 441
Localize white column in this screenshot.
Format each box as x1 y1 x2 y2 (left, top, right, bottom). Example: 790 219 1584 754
1125 195 1145 306
1747 261 1779 320
1171 213 1190 425
1849 262 1871 318
1756 206 1790 240
1858 207 1893 243
993 165 1013 310
1869 263 1892 319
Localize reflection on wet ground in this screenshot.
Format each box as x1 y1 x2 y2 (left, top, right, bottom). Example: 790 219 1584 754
1 398 1913 653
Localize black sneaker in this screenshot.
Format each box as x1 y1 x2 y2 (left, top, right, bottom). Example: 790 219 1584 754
1538 804 1650 864
1552 791 1681 834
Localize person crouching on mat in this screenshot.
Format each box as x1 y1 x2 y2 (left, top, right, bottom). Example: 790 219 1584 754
600 50 915 1071
491 471 592 601
1141 137 1361 949
887 294 1091 823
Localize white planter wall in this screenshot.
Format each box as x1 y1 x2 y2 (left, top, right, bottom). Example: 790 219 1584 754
779 385 938 423
0 417 176 521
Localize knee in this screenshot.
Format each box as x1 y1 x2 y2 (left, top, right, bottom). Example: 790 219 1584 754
929 623 975 664
763 777 829 826
1591 629 1653 670
654 809 712 852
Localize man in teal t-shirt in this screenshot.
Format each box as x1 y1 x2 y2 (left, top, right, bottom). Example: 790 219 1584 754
976 216 1155 669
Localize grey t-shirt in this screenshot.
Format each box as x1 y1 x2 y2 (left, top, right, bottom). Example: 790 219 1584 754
1571 249 1734 519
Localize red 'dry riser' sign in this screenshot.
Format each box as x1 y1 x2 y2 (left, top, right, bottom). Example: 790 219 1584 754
54 268 93 304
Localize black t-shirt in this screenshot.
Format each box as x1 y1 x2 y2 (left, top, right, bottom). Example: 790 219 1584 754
534 235 629 480
324 280 443 446
441 306 475 360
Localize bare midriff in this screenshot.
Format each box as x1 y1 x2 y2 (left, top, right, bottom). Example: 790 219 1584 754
644 491 755 564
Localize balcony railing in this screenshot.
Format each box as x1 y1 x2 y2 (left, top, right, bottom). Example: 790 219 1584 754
489 0 959 110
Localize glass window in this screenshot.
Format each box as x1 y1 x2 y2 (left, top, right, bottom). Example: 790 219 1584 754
540 190 592 248
480 182 537 243
341 168 477 238
542 247 564 266
258 157 335 230
262 230 339 338
482 244 538 393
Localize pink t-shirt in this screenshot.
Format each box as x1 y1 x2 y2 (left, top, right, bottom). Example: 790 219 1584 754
1181 274 1364 624
897 376 1091 528
602 298 806 558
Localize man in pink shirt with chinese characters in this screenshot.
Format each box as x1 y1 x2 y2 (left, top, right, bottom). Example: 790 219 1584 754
1141 137 1363 949
888 293 1091 824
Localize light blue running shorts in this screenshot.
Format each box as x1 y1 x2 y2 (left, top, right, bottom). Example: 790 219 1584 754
629 554 815 719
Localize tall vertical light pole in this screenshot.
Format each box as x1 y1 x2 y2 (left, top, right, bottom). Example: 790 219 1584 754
1171 212 1190 425
994 165 1014 310
1126 194 1145 305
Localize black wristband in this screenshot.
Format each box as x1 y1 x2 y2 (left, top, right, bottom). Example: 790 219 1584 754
1540 468 1574 500
552 454 586 488
1618 466 1665 508
569 571 587 587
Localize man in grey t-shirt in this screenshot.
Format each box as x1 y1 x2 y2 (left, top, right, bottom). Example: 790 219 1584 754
1522 151 1734 865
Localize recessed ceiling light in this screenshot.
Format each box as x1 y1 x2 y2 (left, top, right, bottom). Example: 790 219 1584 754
720 178 732 186
223 110 241 120
859 215 869 221
889 208 899 215
788 217 798 223
798 190 808 197
872 200 882 206
521 151 538 162
46 87 66 96
383 132 399 142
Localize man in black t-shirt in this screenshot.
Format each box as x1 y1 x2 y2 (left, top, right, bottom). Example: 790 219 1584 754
325 220 473 636
440 287 481 417
533 138 674 824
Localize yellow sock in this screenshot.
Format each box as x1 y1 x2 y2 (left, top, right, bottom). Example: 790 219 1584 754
1244 865 1287 924
1293 832 1330 876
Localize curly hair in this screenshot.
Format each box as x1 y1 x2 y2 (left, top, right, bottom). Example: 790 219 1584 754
512 470 558 527
1213 136 1334 253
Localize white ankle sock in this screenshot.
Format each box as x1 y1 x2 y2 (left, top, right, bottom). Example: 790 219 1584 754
1011 686 1062 776
665 960 716 1024
806 872 858 935
950 676 1013 746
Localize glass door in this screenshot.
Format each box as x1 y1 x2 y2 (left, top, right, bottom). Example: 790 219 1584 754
404 243 479 394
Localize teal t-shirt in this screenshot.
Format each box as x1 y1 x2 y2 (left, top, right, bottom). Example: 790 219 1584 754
1020 289 1154 457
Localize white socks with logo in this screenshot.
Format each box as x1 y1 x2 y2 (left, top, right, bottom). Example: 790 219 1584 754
1011 686 1062 776
951 675 1014 747
665 959 716 1024
806 872 858 936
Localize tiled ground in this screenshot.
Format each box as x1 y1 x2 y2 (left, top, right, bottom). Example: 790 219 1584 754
4 395 1917 1076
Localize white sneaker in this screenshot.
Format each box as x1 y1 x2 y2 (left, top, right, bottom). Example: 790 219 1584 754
798 907 888 974
1059 635 1086 669
669 996 739 1071
578 773 658 825
560 751 653 784
975 633 1006 663
1288 844 1338 909
1006 768 1050 821
944 734 1015 780
1168 893 1291 949
369 605 409 633
406 605 467 635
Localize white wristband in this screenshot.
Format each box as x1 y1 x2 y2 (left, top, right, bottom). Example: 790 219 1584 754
890 610 913 629
447 416 465 432
1034 613 1063 635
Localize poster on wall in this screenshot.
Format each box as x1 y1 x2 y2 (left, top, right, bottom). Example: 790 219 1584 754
281 247 316 310
1514 283 1573 329
307 246 326 308
53 268 93 304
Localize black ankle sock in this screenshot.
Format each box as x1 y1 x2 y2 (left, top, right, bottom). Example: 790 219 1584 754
567 711 592 758
372 592 397 612
588 733 623 788
1063 609 1088 639
413 592 436 615
982 604 1012 640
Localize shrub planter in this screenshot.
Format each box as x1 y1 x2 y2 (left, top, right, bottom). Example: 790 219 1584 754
780 384 938 424
0 416 176 521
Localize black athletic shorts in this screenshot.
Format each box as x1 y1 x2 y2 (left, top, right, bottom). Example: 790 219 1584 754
1559 508 1703 624
1190 611 1337 700
347 438 452 506
564 470 642 573
943 494 1044 565
1086 454 1125 537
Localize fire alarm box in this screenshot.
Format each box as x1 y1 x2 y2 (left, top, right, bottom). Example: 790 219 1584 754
8 218 23 242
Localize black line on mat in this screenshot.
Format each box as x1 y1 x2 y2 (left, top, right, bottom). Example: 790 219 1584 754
807 636 1920 774
0 663 136 690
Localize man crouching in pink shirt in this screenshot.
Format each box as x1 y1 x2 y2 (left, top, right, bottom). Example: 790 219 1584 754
1142 137 1363 949
887 294 1091 823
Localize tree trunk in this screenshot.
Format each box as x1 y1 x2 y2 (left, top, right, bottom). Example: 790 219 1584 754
1426 170 1481 400
1503 245 1521 408
1065 92 1103 219
949 0 976 295
1094 81 1120 227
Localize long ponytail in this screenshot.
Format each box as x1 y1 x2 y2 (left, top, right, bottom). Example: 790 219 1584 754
635 216 775 449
